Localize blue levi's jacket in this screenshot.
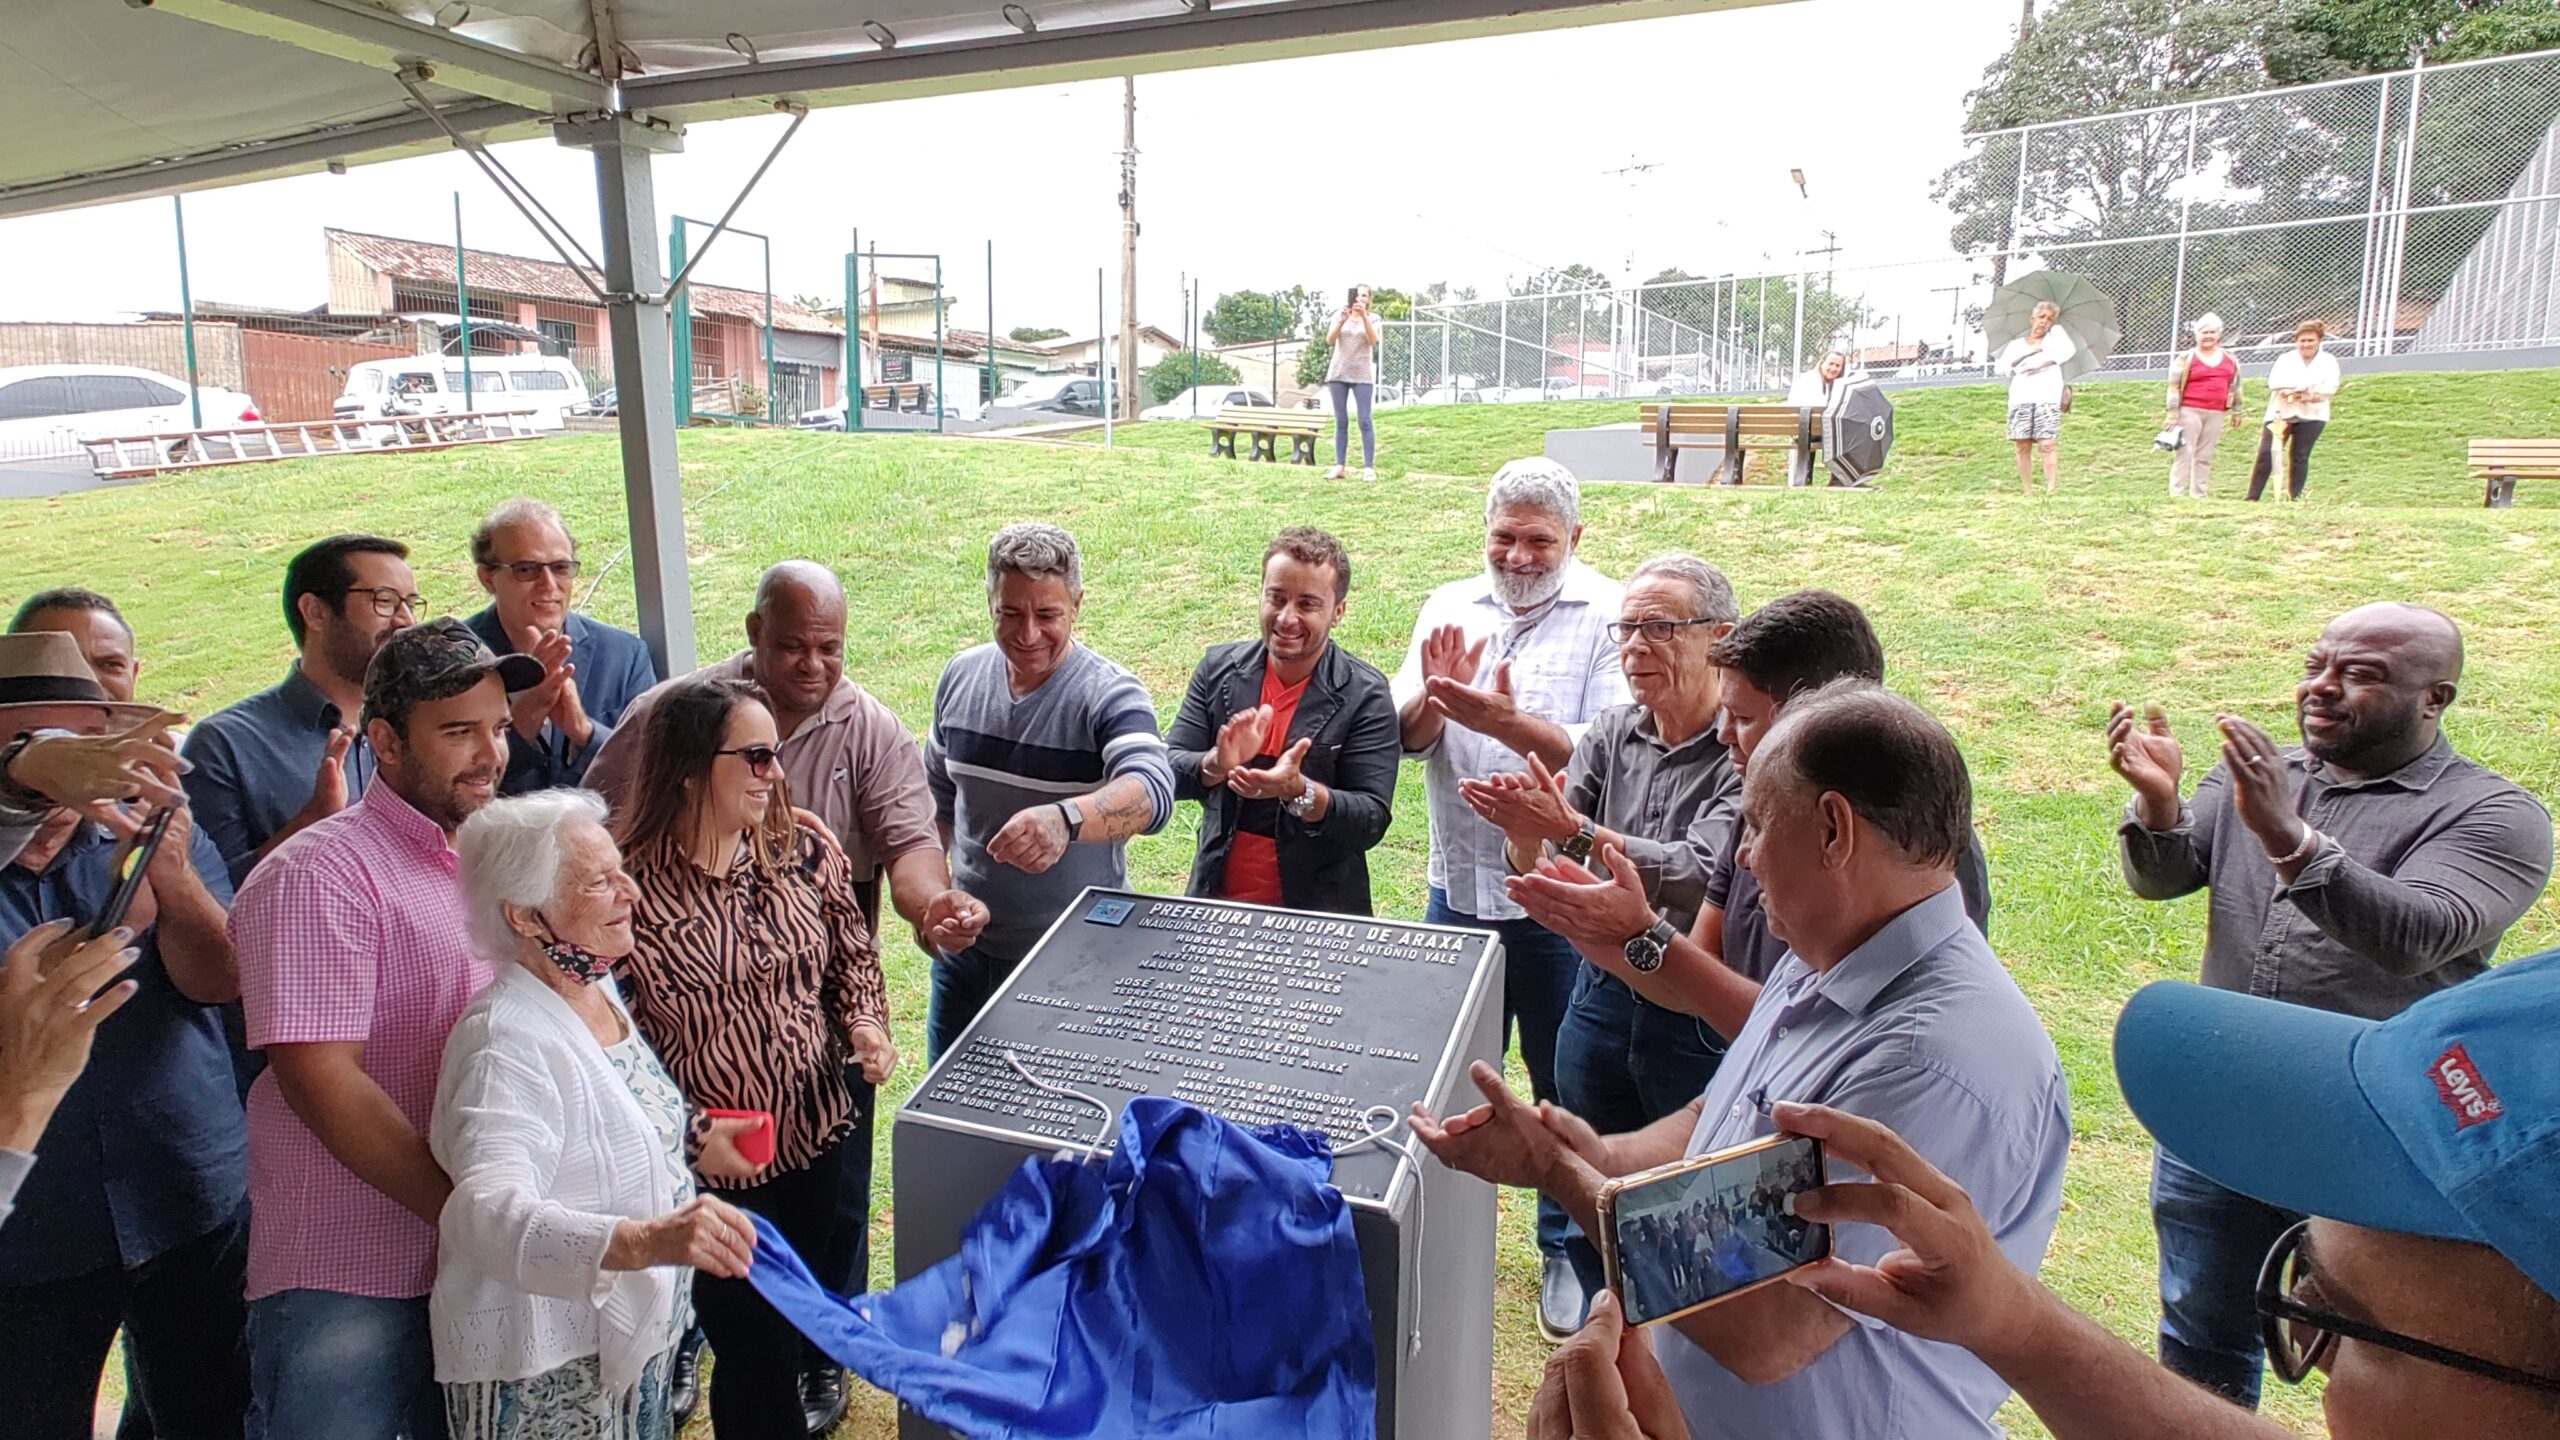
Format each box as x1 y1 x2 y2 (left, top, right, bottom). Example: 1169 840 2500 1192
747 1096 1377 1439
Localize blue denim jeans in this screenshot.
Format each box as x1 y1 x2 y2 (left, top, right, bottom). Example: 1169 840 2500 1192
246 1289 439 1440
927 944 1021 1064
1426 888 1579 1259
2153 1146 2305 1409
1555 965 1729 1297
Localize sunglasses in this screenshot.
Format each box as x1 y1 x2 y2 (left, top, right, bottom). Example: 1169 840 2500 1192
488 559 581 584
716 745 781 776
2257 1220 2560 1395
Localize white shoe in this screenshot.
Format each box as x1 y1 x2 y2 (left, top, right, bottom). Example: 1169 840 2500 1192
1323 465 1346 479
1360 467 1375 483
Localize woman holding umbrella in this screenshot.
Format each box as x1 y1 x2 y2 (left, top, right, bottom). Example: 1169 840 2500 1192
1995 300 2075 496
2246 321 2342 502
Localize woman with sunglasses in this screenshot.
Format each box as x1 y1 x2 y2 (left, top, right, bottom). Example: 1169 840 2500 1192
612 675 893 1438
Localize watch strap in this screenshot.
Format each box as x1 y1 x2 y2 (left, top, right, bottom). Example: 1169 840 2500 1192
1056 798 1084 838
1559 817 1596 862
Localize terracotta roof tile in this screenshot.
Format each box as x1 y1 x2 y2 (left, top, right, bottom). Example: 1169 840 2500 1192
326 228 840 336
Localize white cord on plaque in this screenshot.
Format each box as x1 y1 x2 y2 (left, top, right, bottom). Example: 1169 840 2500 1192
1335 1104 1429 1361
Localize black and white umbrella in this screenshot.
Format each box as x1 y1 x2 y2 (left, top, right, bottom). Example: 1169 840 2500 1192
1822 377 1895 487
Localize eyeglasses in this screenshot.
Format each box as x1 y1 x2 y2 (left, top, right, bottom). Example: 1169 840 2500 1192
488 559 580 584
2257 1220 2560 1395
339 586 425 619
1606 617 1720 646
716 745 781 776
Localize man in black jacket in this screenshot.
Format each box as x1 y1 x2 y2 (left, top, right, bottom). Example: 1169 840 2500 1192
1164 528 1399 914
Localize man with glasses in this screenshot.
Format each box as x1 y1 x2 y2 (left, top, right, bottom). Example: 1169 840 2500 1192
184 534 419 889
1457 553 1740 1317
1392 457 1630 1343
462 498 659 796
2108 602 2551 1408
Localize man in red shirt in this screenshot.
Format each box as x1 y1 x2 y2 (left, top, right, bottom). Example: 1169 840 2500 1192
1164 528 1400 915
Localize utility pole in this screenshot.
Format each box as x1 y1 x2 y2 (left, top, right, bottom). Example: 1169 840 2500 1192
1117 76 1140 422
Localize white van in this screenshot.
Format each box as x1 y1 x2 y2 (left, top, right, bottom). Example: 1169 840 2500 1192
334 356 591 431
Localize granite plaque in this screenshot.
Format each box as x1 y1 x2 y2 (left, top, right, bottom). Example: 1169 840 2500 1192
895 887 1505 1439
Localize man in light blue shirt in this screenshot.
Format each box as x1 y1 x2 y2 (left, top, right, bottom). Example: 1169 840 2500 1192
1415 681 2068 1439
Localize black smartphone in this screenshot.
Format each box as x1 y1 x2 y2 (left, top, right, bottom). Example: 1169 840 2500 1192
86 807 174 941
1596 1130 1831 1326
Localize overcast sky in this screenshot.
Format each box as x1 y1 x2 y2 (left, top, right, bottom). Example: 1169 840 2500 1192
0 0 2023 341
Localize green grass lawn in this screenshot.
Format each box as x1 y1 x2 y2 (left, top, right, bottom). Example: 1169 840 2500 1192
22 372 2560 1438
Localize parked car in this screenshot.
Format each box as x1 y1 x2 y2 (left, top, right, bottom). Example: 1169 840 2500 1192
0 363 261 464
1140 384 1273 422
1515 377 1611 401
986 374 1118 422
570 386 617 418
333 355 591 430
1412 381 1485 405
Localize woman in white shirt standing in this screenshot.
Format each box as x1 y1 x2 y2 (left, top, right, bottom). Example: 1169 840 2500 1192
1994 300 2076 496
2246 320 2343 502
1324 284 1381 481
432 790 760 1440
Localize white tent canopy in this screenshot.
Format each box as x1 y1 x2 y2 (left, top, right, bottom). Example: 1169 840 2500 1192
3 0 1780 670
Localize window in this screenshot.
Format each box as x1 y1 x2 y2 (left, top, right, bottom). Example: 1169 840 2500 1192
391 372 436 396
507 370 571 391
537 318 579 357
68 375 181 413
446 371 508 393
0 376 72 421
361 370 384 394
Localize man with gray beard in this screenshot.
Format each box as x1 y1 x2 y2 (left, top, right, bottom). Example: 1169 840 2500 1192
1392 457 1631 1341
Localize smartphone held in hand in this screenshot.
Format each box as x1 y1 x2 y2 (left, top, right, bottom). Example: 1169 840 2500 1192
1596 1130 1831 1326
85 806 174 941
703 1107 776 1168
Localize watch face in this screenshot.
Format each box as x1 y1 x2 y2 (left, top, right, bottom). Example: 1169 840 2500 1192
1625 935 1665 973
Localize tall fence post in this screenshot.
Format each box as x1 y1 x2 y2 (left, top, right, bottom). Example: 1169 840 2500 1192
1099 268 1112 449
454 191 473 407
1791 271 1806 375
2168 102 2198 356
172 195 202 430
848 228 864 432
669 216 692 425
2379 55 2426 357
2357 74 2394 354
986 239 995 409
761 235 775 423
933 255 946 434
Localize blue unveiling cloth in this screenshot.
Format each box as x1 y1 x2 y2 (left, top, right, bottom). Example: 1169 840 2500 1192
747 1096 1377 1439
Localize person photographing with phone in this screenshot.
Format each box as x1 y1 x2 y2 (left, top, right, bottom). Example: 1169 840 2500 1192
0 632 251 1439
1414 681 2069 1439
2108 601 2550 1409
1324 284 1382 481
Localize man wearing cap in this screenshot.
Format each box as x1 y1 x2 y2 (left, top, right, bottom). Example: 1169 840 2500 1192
461 497 659 796
0 633 250 1440
2107 601 2552 1407
1393 457 1632 1341
227 618 537 1439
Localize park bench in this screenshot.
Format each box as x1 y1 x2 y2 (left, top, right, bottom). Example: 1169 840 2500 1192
1638 403 1824 485
2470 439 2560 508
1207 405 1323 464
863 382 934 413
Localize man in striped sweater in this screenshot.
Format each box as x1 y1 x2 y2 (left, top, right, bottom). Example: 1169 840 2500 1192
923 523 1175 1061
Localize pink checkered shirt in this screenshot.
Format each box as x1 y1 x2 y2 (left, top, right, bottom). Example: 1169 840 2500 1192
231 783 492 1300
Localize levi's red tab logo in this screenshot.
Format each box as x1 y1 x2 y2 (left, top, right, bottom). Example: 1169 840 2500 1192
2430 1044 2503 1130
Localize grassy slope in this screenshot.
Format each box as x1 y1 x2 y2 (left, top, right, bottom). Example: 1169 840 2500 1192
20 372 2559 1438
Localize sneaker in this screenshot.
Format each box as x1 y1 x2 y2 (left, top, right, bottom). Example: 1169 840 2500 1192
1536 1254 1590 1343
1359 467 1375 483
801 1361 851 1435
1323 465 1346 480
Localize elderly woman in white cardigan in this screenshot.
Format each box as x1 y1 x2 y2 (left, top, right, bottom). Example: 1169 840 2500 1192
432 789 761 1440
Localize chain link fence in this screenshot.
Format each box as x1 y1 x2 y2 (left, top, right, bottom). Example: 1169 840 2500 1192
1936 46 2560 370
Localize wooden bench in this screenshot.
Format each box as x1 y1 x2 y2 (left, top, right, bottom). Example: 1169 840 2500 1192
2470 439 2560 508
863 382 934 413
1638 403 1824 485
1207 404 1324 464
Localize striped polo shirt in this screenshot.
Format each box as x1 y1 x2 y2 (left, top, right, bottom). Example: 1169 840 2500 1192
924 643 1174 961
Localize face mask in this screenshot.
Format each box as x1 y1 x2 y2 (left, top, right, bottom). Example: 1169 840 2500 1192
536 920 619 986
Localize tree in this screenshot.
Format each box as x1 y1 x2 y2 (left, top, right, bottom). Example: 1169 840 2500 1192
1144 348 1240 405
1297 338 1333 389
1202 288 1321 347
1008 325 1068 343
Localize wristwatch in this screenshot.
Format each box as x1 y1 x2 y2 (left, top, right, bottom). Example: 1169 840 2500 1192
1283 776 1319 820
1558 816 1597 864
1623 915 1678 974
1055 797 1085 840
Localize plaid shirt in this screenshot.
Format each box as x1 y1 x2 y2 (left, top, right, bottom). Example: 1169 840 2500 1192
230 783 492 1300
1391 559 1631 918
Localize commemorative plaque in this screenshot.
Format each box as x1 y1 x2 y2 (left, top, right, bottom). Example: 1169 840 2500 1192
894 888 1505 1440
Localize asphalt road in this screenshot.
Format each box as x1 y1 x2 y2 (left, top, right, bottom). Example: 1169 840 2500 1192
0 457 106 499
